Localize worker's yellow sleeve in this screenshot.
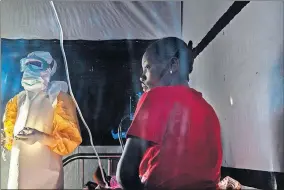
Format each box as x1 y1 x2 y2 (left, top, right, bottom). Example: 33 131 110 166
48 92 82 156
2 95 18 150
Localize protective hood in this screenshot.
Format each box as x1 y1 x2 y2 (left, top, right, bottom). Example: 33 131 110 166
20 51 68 103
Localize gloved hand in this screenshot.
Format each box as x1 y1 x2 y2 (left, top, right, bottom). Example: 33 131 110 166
15 127 45 145
1 130 8 161
1 131 5 147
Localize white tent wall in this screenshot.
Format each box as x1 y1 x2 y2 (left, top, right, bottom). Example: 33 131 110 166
0 0 182 40
183 1 284 172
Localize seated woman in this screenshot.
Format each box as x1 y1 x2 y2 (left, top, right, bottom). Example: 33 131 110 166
116 37 223 190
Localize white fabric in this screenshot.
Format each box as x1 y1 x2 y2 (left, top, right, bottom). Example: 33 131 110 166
13 91 36 136
48 81 68 104
8 92 63 189
0 0 182 40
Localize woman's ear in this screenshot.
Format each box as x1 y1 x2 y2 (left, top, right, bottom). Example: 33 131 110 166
170 57 179 73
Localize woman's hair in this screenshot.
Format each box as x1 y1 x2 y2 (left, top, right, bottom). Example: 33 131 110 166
145 37 194 78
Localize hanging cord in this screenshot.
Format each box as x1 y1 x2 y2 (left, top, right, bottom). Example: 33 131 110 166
118 92 142 151
49 1 109 188
118 115 129 151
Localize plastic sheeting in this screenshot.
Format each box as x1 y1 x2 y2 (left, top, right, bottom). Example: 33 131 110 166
0 0 182 40
1 0 284 189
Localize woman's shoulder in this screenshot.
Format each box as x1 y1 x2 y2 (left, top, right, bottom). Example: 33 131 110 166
147 85 186 96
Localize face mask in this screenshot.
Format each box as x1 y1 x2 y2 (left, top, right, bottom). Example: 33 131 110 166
20 51 57 92
21 67 51 91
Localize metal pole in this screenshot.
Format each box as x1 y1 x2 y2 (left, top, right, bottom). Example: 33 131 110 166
107 159 111 176
81 159 85 188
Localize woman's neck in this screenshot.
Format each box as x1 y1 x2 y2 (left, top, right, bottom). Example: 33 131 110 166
169 76 188 87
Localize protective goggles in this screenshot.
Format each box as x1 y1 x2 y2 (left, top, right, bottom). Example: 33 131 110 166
20 57 51 73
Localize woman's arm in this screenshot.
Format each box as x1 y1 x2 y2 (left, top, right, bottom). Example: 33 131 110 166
116 137 150 190
116 89 168 189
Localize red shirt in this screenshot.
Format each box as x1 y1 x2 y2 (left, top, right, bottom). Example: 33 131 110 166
127 86 222 190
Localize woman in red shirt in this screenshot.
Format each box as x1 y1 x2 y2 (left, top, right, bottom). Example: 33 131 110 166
116 37 222 190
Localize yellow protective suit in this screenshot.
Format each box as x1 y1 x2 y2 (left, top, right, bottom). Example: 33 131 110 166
3 91 82 189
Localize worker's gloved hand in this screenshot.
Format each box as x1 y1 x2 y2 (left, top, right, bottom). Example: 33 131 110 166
1 131 6 147
15 127 44 145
